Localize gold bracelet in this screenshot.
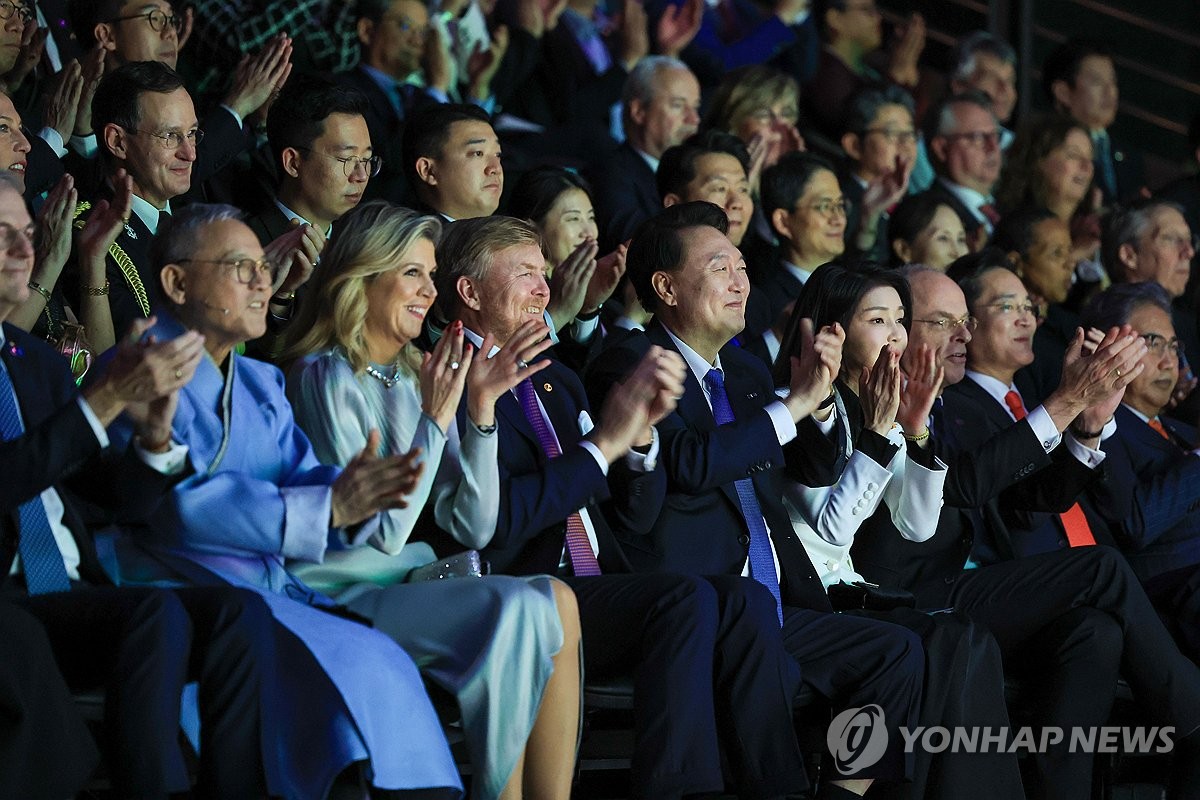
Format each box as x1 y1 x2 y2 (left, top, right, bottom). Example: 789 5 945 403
82 280 110 296
26 280 51 303
903 428 931 443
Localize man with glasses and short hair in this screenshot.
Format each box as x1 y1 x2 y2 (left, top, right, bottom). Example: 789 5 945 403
949 32 1018 150
66 0 290 200
851 263 1200 799
1080 282 1200 669
919 91 1004 247
70 60 202 336
242 73 374 359
1104 197 1200 423
837 85 916 263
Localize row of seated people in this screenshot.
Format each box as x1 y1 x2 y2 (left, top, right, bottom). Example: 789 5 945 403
3 3 1200 800
9 182 1200 800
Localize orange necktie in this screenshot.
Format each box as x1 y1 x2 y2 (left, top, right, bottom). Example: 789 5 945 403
1004 390 1096 547
1148 418 1171 441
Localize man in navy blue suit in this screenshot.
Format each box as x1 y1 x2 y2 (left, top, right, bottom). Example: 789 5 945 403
1082 281 1200 663
435 213 811 800
586 202 925 799
0 176 273 796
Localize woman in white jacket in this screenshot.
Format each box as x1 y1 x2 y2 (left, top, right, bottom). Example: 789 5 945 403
773 263 1026 800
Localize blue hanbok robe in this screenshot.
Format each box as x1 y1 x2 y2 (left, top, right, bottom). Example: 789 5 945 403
106 317 462 800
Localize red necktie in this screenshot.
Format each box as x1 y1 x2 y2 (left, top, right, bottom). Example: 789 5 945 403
979 203 1001 226
1148 418 1171 441
1004 390 1096 547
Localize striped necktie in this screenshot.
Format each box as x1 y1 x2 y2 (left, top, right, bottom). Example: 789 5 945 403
0 354 71 594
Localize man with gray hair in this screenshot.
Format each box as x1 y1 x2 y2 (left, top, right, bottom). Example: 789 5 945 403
587 56 701 252
1081 282 1200 674
1103 196 1200 418
918 90 1004 247
948 31 1018 149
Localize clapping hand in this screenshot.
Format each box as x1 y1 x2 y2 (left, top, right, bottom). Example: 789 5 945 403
331 431 425 528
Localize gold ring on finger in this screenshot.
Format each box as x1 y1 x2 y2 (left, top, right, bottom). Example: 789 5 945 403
174 368 183 379
1114 368 1123 378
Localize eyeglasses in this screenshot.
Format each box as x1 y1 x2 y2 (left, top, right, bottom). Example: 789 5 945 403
106 8 182 33
0 1 32 23
912 315 977 333
946 130 1001 149
296 146 383 178
133 128 204 149
800 198 849 218
864 127 917 145
983 300 1037 317
1141 333 1183 357
0 221 34 250
177 257 280 285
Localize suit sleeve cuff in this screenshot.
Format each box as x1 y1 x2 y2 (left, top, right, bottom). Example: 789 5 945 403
624 425 659 472
765 399 798 445
1063 432 1107 468
77 396 109 448
38 127 66 157
1026 405 1062 452
133 440 189 474
579 440 609 475
220 104 245 129
543 310 561 344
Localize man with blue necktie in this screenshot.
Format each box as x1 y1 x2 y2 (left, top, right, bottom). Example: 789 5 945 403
0 174 274 796
587 201 925 799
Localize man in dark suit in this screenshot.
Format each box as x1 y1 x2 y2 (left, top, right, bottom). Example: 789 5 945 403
402 102 503 223
66 0 287 200
852 265 1200 798
0 176 274 796
1101 198 1200 425
435 214 811 800
586 57 700 253
1044 38 1145 207
919 91 1003 249
244 75 373 354
1081 282 1200 664
70 61 203 337
587 202 925 797
838 85 916 264
337 0 444 205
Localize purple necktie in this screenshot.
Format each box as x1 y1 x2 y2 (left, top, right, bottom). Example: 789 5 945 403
514 379 602 576
704 369 783 625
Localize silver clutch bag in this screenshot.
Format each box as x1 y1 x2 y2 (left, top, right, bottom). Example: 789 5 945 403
407 550 490 582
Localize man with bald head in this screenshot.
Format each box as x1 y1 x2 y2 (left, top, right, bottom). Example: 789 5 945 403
919 91 1004 246
852 265 1200 799
588 56 701 252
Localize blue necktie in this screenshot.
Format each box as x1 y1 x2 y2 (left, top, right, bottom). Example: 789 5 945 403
704 369 783 625
0 355 72 594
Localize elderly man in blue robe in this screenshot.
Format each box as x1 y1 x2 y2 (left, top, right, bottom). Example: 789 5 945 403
106 202 461 799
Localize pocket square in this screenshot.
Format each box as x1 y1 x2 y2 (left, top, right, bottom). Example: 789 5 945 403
578 410 594 434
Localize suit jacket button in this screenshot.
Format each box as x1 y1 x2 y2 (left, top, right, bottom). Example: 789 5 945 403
738 534 750 546
763 461 772 469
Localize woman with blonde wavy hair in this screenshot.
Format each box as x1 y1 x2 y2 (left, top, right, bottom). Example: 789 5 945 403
282 200 582 800
703 65 805 192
